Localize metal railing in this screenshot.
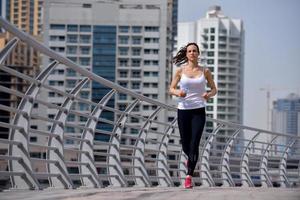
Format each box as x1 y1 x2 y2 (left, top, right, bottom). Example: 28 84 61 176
0 17 299 190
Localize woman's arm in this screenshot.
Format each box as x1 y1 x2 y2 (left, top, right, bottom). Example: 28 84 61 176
169 68 186 97
202 68 217 100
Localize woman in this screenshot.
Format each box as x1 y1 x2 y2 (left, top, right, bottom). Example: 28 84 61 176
169 42 217 188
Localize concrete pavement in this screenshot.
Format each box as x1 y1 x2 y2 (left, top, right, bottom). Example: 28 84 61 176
0 187 299 200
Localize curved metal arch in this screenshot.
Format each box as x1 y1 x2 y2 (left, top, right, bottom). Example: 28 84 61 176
220 128 241 187
259 135 278 187
79 89 116 188
279 138 296 187
47 78 89 189
0 37 19 64
199 123 223 187
108 99 140 187
156 118 177 187
132 107 162 187
240 131 261 187
8 60 58 189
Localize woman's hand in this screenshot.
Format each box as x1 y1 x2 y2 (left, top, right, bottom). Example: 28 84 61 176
202 92 210 101
178 90 187 97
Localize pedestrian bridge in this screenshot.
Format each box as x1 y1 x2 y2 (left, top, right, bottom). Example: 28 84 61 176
0 17 299 193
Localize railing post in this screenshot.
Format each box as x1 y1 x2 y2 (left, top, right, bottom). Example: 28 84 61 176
220 128 241 187
132 107 162 187
259 135 277 187
47 78 88 189
199 124 223 187
78 90 115 188
279 138 296 188
240 131 261 187
108 99 139 187
7 59 58 189
156 119 176 187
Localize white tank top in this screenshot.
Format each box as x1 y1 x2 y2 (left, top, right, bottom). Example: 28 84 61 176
177 69 206 110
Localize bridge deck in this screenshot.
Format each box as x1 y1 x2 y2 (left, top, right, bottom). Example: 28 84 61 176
0 187 299 200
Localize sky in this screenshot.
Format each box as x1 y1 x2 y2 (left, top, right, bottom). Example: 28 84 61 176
178 0 300 130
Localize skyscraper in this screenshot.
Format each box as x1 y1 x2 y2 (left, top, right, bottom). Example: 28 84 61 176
0 0 43 139
272 93 300 154
176 6 245 136
43 0 177 144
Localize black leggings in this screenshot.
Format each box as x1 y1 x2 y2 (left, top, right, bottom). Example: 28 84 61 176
177 107 206 176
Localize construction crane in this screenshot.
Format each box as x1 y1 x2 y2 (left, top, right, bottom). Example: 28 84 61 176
260 87 300 130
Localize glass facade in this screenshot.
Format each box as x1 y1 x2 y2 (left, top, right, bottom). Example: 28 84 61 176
92 25 116 140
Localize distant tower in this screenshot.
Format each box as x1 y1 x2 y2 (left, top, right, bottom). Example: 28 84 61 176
272 93 300 154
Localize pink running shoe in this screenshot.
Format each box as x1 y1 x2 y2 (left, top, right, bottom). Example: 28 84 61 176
184 176 193 189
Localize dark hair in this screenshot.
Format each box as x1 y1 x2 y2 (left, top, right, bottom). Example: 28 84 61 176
172 42 200 66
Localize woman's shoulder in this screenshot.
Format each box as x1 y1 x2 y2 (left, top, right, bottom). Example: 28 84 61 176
175 64 186 74
203 67 211 76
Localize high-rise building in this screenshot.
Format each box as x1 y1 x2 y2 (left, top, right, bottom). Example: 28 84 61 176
0 0 43 139
272 93 300 154
43 0 177 144
176 6 245 136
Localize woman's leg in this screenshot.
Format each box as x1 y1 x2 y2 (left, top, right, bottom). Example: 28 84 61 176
177 109 192 156
187 107 206 176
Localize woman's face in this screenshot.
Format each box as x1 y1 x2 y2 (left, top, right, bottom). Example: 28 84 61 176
186 44 199 62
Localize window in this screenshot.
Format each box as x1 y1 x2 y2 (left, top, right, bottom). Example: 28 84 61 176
207 106 213 111
152 83 158 88
145 26 159 32
144 72 150 77
207 59 214 64
207 51 214 57
210 43 215 49
66 80 76 88
143 105 149 110
80 47 90 54
119 36 129 44
80 35 91 43
119 59 128 67
132 82 140 89
210 35 215 41
119 26 129 33
49 92 55 97
66 69 76 77
67 114 75 122
119 71 128 78
80 25 91 32
132 59 141 67
210 28 215 33
80 91 89 98
145 83 153 88
144 60 151 66
67 46 77 54
152 72 158 77
30 137 37 142
132 71 141 78
132 37 141 44
80 58 90 66
119 94 127 100
119 47 128 55
67 25 78 32
119 82 128 87
132 26 142 33
50 24 65 30
132 48 141 55
67 35 78 43
82 3 92 8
